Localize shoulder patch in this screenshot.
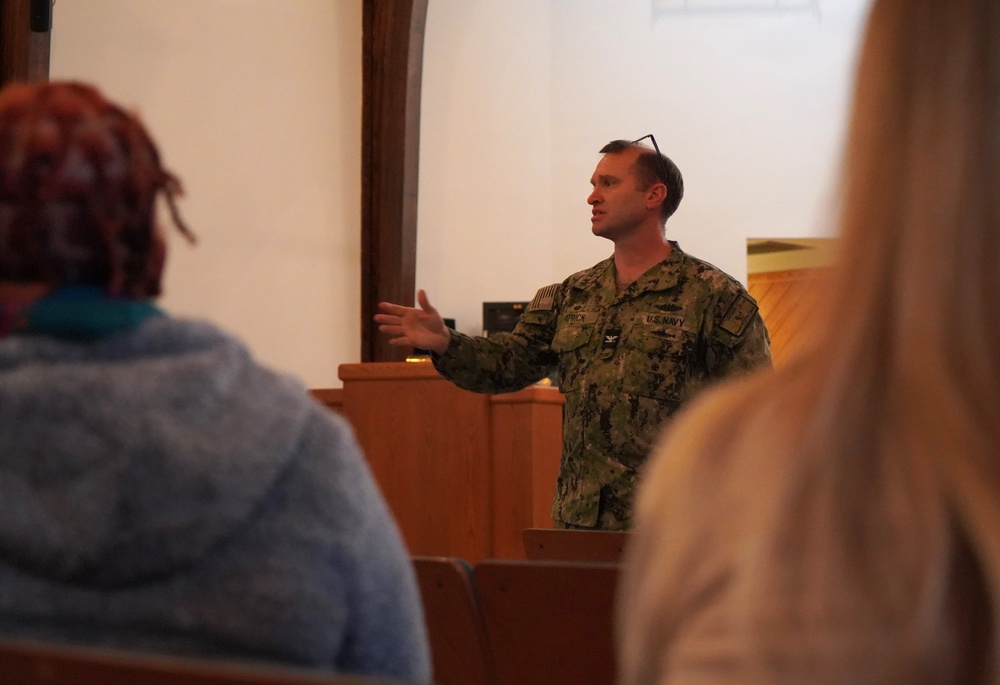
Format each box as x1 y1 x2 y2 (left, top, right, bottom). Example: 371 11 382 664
528 284 560 312
720 293 758 337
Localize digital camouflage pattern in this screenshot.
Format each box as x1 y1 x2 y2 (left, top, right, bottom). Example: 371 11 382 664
432 243 771 529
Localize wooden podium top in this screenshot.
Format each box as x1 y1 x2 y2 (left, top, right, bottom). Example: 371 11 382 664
337 361 565 406
339 360 441 381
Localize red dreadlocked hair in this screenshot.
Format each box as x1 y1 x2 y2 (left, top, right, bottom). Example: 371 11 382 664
0 80 194 298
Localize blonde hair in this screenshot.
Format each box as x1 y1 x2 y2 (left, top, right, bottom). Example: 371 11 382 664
619 0 1000 682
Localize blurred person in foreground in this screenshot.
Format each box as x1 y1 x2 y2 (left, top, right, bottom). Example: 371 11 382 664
617 0 999 683
0 80 430 683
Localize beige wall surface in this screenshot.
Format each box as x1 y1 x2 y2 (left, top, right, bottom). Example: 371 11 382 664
50 0 363 388
49 0 870 383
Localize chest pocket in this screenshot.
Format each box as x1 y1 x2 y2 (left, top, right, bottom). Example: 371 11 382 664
551 323 595 393
621 328 693 402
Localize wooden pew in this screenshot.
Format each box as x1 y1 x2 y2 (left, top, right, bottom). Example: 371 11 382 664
473 559 620 685
412 556 497 685
522 527 629 563
0 638 407 685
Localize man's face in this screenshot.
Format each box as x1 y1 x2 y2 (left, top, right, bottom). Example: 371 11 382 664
587 149 650 241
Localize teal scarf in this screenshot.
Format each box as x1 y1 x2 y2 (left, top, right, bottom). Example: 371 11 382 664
2 286 163 339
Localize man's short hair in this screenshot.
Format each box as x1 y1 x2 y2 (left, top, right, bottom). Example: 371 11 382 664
0 81 193 298
599 139 684 221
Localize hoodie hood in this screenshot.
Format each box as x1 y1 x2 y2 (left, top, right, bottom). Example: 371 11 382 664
0 316 312 587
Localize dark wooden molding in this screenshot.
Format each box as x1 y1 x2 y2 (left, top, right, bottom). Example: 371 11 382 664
361 0 428 362
0 0 50 86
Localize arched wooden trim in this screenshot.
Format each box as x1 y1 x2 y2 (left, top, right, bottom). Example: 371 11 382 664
0 0 50 86
361 0 428 362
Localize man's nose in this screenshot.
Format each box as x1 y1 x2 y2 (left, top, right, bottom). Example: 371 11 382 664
588 189 600 205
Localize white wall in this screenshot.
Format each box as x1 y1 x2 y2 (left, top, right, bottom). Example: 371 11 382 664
48 0 871 382
417 1 555 332
49 0 361 388
418 0 871 337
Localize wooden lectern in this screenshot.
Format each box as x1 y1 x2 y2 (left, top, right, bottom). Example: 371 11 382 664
314 361 564 562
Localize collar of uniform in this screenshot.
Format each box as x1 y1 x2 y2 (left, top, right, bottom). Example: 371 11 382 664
611 241 686 302
564 258 618 309
566 243 686 298
568 256 615 292
638 240 685 292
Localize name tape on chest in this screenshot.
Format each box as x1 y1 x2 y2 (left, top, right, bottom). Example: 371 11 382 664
561 311 599 325
720 294 758 337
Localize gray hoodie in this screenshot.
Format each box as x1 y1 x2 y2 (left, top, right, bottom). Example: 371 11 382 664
0 316 431 683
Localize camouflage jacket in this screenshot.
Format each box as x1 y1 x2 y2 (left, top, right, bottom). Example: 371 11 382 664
433 243 771 529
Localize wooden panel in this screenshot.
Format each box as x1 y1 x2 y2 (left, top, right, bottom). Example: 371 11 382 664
309 388 344 413
336 363 565 562
489 386 564 559
748 268 827 366
339 362 494 561
474 561 619 685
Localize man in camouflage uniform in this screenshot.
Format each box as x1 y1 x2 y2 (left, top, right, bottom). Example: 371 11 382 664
375 138 771 530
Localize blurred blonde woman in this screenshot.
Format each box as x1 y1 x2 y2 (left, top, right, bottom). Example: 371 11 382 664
616 0 999 683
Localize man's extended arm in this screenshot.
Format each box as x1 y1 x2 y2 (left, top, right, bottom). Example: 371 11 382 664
376 286 561 395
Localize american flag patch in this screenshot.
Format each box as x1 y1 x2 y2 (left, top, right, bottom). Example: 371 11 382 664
528 284 560 312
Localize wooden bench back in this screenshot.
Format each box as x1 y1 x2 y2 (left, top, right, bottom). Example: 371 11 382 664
412 556 497 685
522 527 629 563
474 559 619 685
0 638 406 685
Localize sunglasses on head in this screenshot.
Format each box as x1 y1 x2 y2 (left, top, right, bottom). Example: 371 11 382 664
631 134 669 183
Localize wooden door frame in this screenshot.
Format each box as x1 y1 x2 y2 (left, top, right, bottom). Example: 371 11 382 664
361 0 428 362
0 0 50 86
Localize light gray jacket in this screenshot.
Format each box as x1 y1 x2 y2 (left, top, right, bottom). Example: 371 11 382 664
0 316 431 683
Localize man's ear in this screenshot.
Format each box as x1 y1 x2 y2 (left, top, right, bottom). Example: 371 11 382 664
645 183 667 211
